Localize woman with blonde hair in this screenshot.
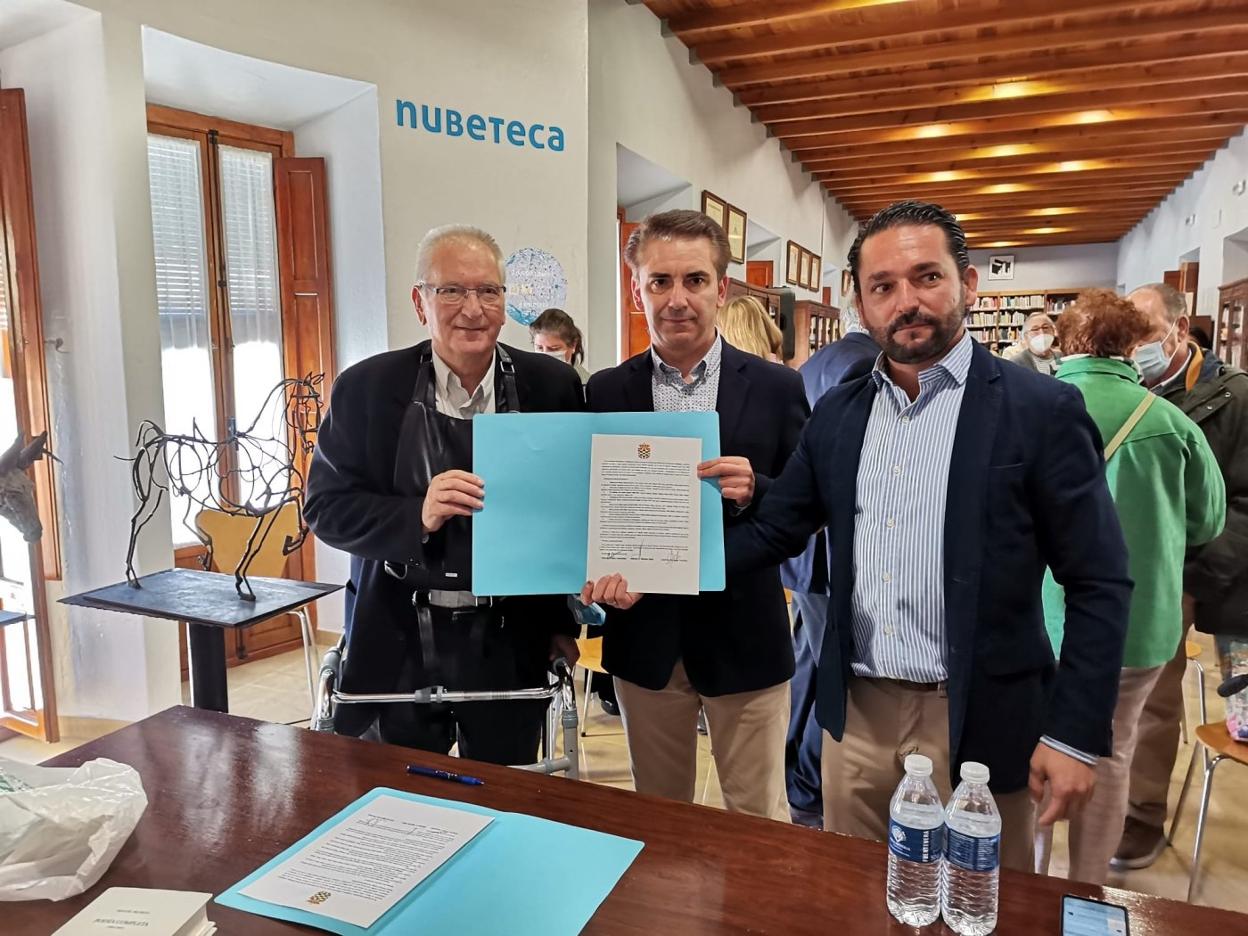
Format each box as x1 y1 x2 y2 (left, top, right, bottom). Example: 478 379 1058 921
719 295 784 362
1037 288 1225 883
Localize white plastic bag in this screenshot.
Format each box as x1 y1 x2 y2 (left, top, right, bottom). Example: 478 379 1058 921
0 756 147 901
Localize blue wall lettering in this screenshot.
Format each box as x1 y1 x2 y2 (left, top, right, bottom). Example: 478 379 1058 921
396 99 566 153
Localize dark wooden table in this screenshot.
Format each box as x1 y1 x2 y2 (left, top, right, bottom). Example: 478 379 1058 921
10 707 1245 935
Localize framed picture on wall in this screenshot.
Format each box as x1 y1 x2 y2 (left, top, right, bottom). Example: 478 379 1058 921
799 252 811 289
988 254 1015 280
811 255 822 291
726 205 747 264
786 241 800 285
841 268 853 298
701 190 727 232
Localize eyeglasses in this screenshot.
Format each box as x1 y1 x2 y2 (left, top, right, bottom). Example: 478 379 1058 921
418 283 507 308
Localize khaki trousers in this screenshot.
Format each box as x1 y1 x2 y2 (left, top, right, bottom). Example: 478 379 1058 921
1036 665 1164 884
614 661 791 822
1127 625 1193 829
821 676 1036 873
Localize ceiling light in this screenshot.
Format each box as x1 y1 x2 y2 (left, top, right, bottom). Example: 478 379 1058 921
1032 207 1081 216
1070 109 1115 125
1022 227 1073 235
913 124 952 139
978 183 1032 194
917 170 969 183
979 144 1038 159
977 241 1024 248
956 212 986 221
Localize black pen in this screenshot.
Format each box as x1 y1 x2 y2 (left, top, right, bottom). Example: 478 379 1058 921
406 764 486 786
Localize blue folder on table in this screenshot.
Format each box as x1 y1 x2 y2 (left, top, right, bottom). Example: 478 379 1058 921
471 410 725 596
216 787 643 935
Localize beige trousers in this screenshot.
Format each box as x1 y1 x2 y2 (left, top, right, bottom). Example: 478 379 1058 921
614 660 790 822
821 676 1037 873
1036 665 1165 884
1127 625 1193 829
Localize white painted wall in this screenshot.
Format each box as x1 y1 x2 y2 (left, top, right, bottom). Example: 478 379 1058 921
0 13 180 721
587 0 855 370
1118 131 1248 319
969 243 1119 293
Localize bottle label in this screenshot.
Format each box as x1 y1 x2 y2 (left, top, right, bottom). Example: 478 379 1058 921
946 827 1000 872
887 820 944 863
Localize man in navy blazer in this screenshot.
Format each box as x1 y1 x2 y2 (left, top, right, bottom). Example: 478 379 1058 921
583 209 808 821
781 325 881 827
590 202 1131 869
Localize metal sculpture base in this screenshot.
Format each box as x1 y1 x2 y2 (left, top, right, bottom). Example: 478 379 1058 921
61 568 342 713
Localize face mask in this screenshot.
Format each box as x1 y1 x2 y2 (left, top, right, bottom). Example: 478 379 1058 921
1132 322 1177 384
540 349 570 363
1028 334 1055 355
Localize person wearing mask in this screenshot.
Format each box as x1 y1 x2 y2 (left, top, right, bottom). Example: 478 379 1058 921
305 225 583 763
781 306 881 828
1035 289 1224 884
1002 312 1061 375
1112 283 1248 871
530 307 590 381
589 202 1132 870
583 209 809 821
718 295 784 363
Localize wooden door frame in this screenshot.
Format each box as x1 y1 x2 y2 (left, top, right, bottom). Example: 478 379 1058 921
0 89 59 741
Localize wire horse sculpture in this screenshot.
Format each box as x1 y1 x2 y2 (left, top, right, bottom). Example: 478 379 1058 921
123 375 324 601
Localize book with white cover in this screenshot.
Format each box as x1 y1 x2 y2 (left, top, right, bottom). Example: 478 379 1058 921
53 887 214 936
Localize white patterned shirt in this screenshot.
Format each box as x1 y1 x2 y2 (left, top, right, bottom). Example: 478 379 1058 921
651 336 723 413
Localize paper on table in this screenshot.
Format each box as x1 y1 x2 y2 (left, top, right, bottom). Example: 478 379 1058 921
239 794 491 928
586 434 701 595
52 887 213 936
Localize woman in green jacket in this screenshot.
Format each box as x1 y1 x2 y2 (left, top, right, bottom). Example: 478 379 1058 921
1038 289 1225 885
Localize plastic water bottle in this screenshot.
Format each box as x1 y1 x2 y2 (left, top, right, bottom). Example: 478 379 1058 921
942 761 1001 936
886 753 944 927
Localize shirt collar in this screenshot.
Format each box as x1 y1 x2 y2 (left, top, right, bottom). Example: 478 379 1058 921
1156 347 1194 393
871 329 974 391
651 333 723 383
431 348 496 409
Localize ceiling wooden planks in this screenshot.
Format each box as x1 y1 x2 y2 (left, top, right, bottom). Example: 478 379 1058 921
641 0 1248 247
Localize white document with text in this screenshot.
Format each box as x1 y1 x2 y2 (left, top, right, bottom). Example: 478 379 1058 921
586 433 701 595
239 794 491 928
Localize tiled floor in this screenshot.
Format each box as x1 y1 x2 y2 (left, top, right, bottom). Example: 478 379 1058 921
3 635 1245 915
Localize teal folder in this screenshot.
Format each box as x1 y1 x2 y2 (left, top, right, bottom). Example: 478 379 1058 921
216 787 643 935
471 410 726 595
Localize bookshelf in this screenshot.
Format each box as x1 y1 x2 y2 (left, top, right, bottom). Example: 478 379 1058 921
965 288 1086 352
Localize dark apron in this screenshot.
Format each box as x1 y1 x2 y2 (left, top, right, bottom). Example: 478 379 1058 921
382 346 520 684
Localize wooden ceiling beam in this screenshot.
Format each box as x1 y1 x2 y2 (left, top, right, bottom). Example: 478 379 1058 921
799 130 1236 170
715 9 1248 86
664 0 915 37
771 81 1246 138
736 38 1248 106
834 189 1175 211
783 105 1248 152
964 236 1129 247
753 58 1248 124
826 175 1189 201
692 0 1178 65
812 149 1218 183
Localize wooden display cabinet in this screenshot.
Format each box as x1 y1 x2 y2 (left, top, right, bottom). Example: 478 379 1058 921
1217 277 1248 369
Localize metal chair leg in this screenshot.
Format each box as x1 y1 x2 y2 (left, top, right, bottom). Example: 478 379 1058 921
1169 743 1201 845
296 608 316 705
580 667 592 737
1188 753 1228 902
1194 659 1208 725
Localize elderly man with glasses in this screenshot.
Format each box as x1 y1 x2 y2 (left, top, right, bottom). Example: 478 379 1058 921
306 224 584 764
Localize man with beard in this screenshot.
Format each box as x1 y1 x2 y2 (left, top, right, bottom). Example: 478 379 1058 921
587 201 1131 868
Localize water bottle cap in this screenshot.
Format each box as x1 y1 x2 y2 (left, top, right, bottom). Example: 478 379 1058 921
960 761 990 784
903 753 933 777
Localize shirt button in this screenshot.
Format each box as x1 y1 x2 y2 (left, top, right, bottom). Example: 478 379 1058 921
901 415 911 423
886 518 896 528
892 465 902 476
882 572 892 583
884 625 895 636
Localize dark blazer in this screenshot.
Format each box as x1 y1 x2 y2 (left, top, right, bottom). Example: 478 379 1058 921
781 331 881 593
727 341 1132 792
586 341 810 696
305 341 584 694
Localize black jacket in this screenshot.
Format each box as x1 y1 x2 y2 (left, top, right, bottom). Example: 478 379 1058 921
585 341 810 696
304 341 584 695
1162 346 1248 637
727 342 1132 793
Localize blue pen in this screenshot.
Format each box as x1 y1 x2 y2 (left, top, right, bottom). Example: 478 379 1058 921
406 764 486 786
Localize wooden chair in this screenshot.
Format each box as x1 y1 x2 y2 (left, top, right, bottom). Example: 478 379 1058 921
1171 722 1248 902
574 634 612 738
195 505 318 702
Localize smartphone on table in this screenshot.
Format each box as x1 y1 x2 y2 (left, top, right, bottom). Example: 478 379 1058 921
1062 894 1129 936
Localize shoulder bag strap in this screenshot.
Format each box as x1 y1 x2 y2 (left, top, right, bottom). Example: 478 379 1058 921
1104 393 1157 461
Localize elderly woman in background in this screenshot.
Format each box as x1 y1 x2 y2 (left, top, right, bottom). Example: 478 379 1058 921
530 307 589 381
1002 311 1061 375
1037 288 1225 884
719 295 784 363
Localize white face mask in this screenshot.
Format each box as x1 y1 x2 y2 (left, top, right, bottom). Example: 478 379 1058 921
540 349 571 363
1132 321 1178 385
1028 334 1055 355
